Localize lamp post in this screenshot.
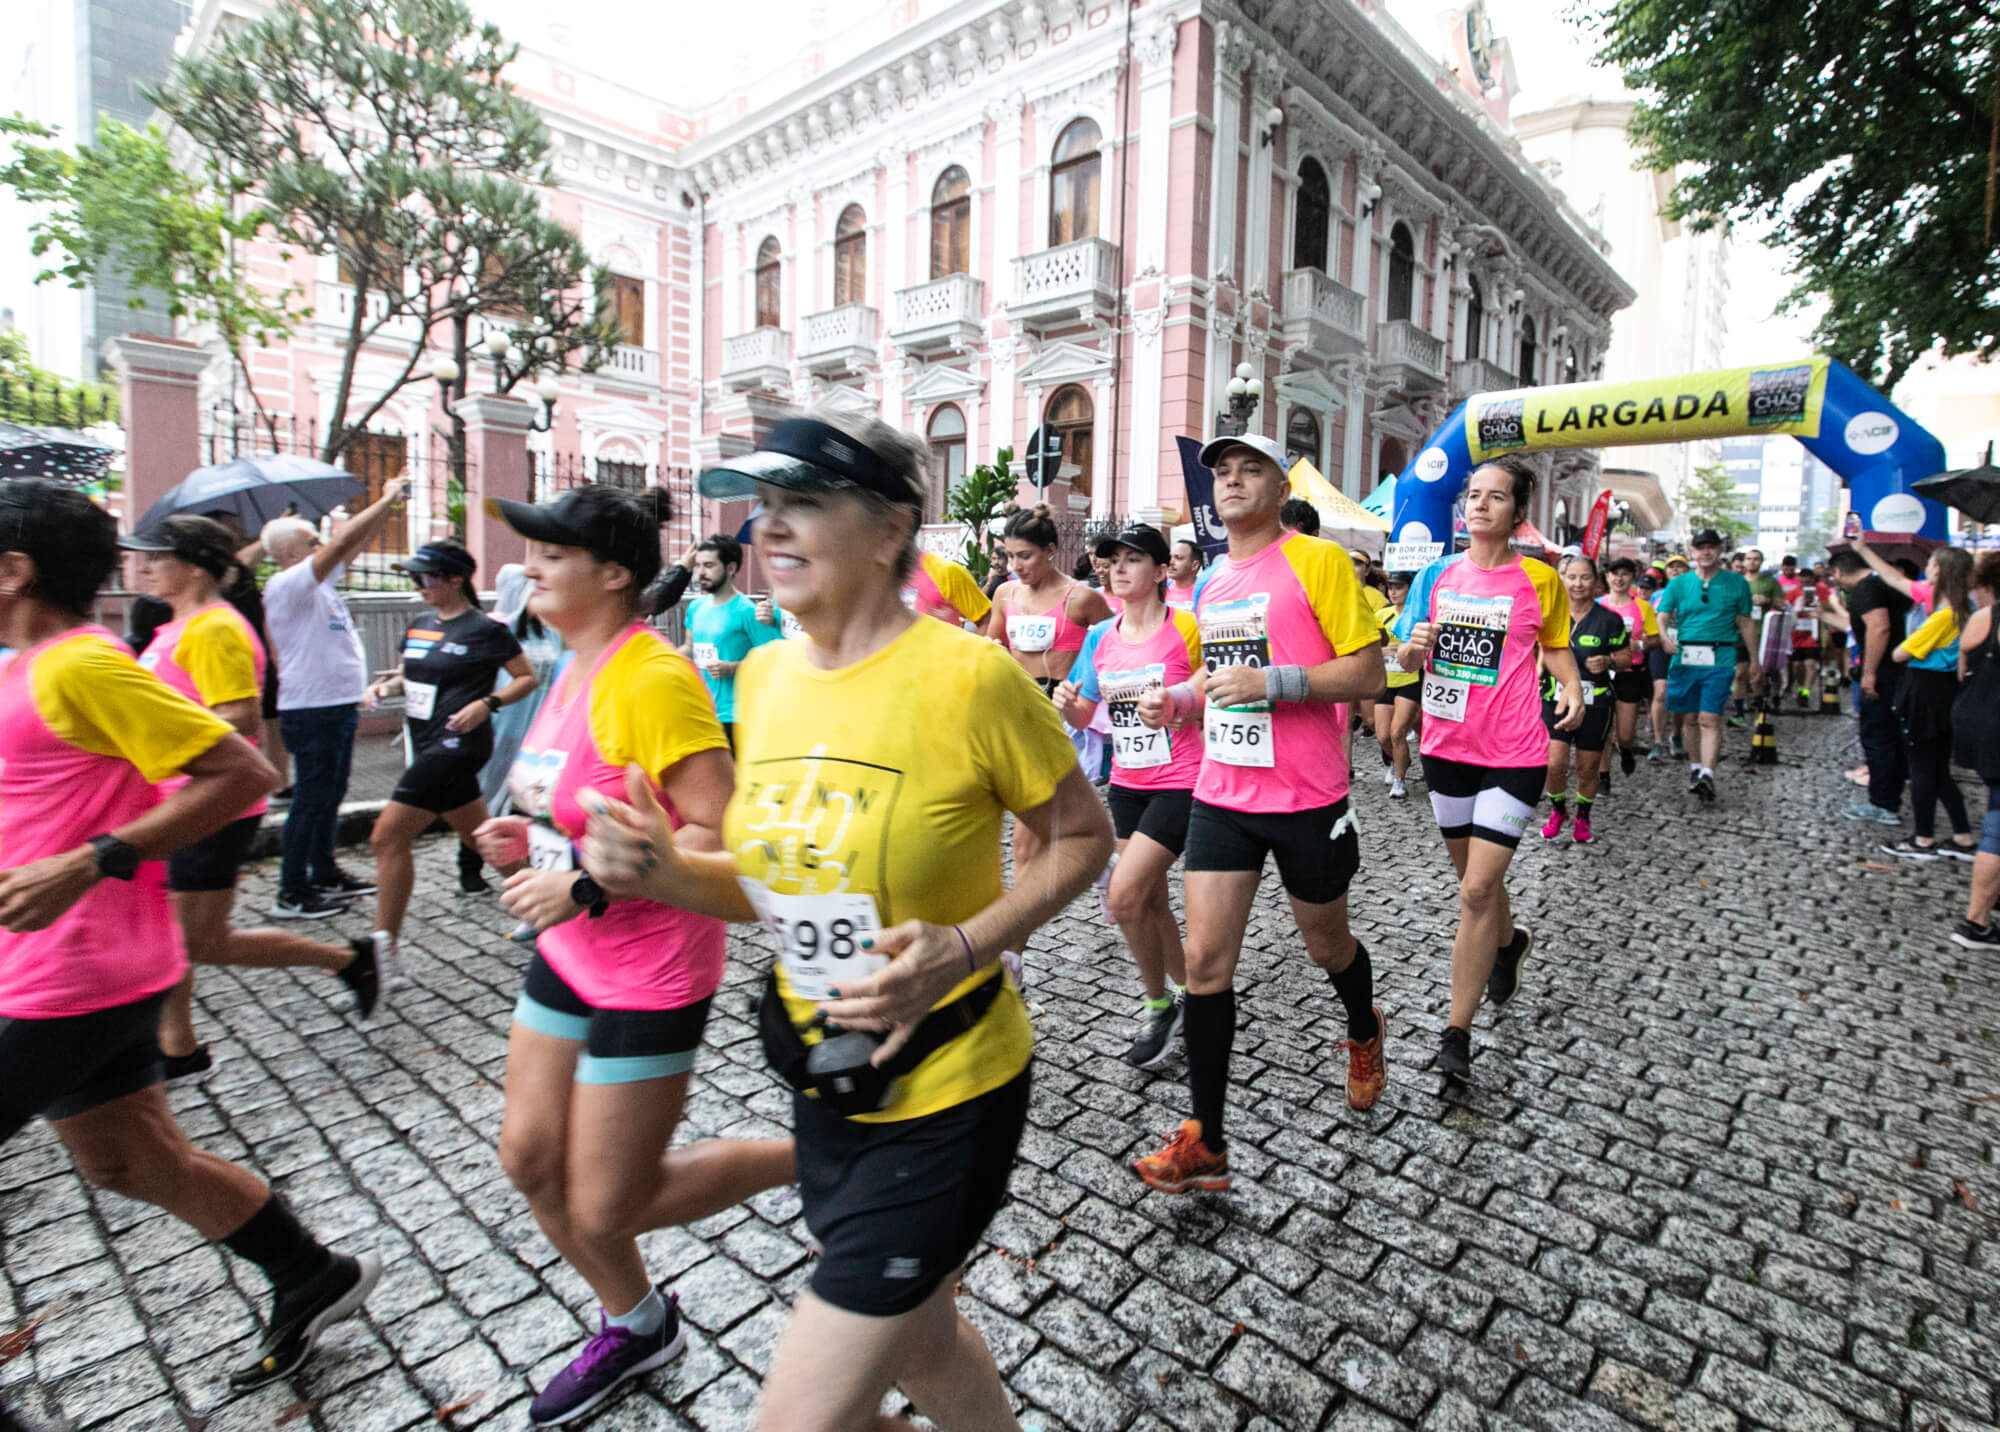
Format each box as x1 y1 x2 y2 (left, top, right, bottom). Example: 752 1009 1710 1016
1213 361 1264 438
432 322 563 526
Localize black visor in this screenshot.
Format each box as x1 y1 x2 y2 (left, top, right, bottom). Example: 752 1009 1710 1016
698 418 924 509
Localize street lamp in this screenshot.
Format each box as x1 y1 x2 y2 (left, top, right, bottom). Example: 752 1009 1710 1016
1214 361 1264 438
530 373 562 434
483 328 512 389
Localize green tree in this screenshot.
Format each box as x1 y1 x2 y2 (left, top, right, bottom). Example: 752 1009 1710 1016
1591 0 1999 390
1678 462 1755 541
0 326 119 427
945 446 1018 584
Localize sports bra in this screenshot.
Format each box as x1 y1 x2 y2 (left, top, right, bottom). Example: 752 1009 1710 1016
1005 580 1089 654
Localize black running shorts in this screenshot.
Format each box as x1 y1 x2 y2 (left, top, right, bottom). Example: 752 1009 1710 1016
798 1069 1031 1317
1543 696 1614 753
1612 668 1653 705
390 750 485 814
1106 785 1194 856
167 814 262 893
1184 798 1360 904
0 991 169 1141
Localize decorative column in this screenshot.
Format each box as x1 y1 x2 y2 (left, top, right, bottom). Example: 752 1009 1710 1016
459 394 537 580
880 145 911 428
1243 53 1284 297
1126 14 1177 516
103 335 211 533
990 91 1026 453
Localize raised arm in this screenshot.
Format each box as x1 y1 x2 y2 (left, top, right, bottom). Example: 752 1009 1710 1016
310 476 410 584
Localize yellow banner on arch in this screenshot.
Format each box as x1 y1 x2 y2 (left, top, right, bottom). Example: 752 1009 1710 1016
1464 358 1830 462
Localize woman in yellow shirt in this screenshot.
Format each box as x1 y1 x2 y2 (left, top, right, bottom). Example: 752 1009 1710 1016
581 409 1112 1432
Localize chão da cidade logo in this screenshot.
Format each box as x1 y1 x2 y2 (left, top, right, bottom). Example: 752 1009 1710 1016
1476 396 1527 452
1746 364 1814 428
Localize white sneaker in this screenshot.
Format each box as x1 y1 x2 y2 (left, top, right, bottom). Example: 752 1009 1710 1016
373 931 400 1007
1389 777 1407 799
1381 763 1395 787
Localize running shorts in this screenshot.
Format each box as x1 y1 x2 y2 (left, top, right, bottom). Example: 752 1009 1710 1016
1646 647 1670 682
798 1068 1030 1317
0 991 168 1141
390 749 486 814
1421 756 1544 848
1612 668 1652 705
1543 696 1614 753
1107 785 1194 856
1666 659 1736 715
512 954 712 1084
1380 679 1419 710
1184 798 1360 904
167 814 262 893
1793 643 1820 661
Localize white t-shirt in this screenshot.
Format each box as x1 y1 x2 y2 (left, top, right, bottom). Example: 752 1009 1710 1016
263 557 366 710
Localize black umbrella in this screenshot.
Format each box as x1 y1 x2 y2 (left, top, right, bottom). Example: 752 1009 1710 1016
1914 442 2000 525
136 454 365 533
0 421 116 483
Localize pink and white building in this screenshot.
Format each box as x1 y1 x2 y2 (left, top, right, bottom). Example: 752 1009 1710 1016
169 0 1635 538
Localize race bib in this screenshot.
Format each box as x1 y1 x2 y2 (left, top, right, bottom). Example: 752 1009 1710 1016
1008 613 1058 652
403 681 437 721
1102 663 1172 771
1681 644 1716 667
507 747 568 820
1422 672 1469 721
739 883 886 1002
780 610 807 641
1204 705 1273 766
693 641 720 670
900 588 919 611
526 822 574 872
1432 590 1512 689
1582 683 1598 707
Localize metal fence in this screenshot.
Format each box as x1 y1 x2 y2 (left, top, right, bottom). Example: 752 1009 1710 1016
200 409 468 592
1049 511 1131 579
533 451 701 563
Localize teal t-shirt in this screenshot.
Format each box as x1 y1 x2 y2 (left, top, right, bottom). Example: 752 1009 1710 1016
1655 569 1752 651
686 591 780 721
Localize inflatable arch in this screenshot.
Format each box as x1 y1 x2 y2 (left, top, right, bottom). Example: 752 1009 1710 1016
1384 357 1947 568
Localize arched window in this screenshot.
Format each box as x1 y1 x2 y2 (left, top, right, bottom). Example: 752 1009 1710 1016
1379 439 1408 485
1563 344 1579 384
1464 275 1484 363
1518 315 1539 387
833 205 867 307
1293 157 1331 272
1049 119 1102 247
754 236 782 329
1285 407 1322 472
1045 385 1094 500
930 167 971 279
1387 222 1416 323
927 404 966 514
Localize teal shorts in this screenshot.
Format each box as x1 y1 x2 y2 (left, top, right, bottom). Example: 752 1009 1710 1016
1666 657 1735 715
513 954 711 1084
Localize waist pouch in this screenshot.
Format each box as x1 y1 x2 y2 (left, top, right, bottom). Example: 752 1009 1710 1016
758 966 1005 1116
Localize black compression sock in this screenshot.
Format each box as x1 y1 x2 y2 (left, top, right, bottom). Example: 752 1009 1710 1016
1327 941 1378 1041
222 1195 334 1293
1546 794 1567 816
1575 795 1594 812
1182 988 1236 1152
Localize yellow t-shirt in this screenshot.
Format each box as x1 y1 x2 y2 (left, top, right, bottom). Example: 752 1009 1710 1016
1361 585 1389 614
1376 604 1418 688
1902 606 1960 662
914 551 994 627
727 616 1076 1121
176 607 262 706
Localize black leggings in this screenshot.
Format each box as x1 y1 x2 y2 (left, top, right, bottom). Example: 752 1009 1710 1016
1908 737 1970 841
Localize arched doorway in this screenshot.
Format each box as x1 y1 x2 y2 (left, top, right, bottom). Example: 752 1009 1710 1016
1045 385 1094 501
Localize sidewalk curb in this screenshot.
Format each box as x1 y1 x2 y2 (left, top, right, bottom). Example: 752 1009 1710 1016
248 800 390 861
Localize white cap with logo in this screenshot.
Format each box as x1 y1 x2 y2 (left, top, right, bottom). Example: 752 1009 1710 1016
1197 432 1290 472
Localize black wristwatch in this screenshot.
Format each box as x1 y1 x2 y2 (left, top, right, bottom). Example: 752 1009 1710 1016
482 694 503 712
570 872 609 919
88 834 142 882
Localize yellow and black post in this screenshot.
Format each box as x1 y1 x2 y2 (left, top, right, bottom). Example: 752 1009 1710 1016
1751 698 1779 765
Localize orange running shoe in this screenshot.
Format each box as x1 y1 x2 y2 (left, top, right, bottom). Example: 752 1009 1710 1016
1131 1120 1230 1194
1345 1004 1386 1110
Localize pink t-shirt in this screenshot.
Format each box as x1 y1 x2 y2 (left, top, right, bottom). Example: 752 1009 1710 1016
0 628 234 1018
140 602 270 817
1597 592 1656 669
1193 532 1381 813
1165 580 1198 613
1089 608 1204 792
507 624 729 1011
1418 555 1570 768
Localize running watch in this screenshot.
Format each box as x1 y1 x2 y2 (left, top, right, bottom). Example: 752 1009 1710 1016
569 872 609 919
88 834 142 881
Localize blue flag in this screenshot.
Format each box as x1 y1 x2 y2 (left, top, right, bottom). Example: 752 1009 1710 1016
1176 436 1229 561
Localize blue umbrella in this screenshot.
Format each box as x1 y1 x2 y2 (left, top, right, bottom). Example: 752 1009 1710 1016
136 454 365 533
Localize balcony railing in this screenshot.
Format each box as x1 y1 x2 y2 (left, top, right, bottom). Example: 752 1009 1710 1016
1009 236 1119 331
313 281 425 347
597 343 660 389
890 274 984 355
1451 357 1517 402
1374 319 1447 390
720 326 791 391
797 304 878 374
1281 268 1367 359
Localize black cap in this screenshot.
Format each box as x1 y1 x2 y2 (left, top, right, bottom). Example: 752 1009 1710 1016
1690 528 1723 547
485 489 655 574
394 543 477 579
1093 525 1170 565
118 517 237 579
697 417 924 509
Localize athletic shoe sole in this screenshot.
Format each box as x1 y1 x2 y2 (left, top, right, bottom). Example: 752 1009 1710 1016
1880 843 1940 861
1127 1007 1185 1071
1132 1167 1231 1195
1950 926 2000 949
529 1324 687 1427
233 1252 382 1390
1938 847 1978 863
269 901 337 921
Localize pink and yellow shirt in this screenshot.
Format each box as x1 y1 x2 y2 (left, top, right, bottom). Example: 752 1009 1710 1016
1417 555 1570 767
139 602 269 817
903 551 993 628
1076 608 1205 792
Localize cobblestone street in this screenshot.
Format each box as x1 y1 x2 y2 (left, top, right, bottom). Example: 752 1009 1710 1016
4 713 1998 1432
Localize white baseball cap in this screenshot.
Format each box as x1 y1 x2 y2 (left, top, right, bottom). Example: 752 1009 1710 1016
1197 432 1290 471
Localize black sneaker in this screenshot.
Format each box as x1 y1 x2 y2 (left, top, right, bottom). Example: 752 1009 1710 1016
271 889 342 920
1435 1026 1473 1086
162 1046 213 1082
1599 767 1613 796
228 1251 381 1391
1693 772 1716 803
1686 769 1702 794
1950 920 2000 949
1880 838 1941 861
1488 927 1532 1009
1124 1000 1184 1070
338 937 385 1021
1619 746 1637 776
1939 843 1978 863
312 869 377 899
457 844 491 895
